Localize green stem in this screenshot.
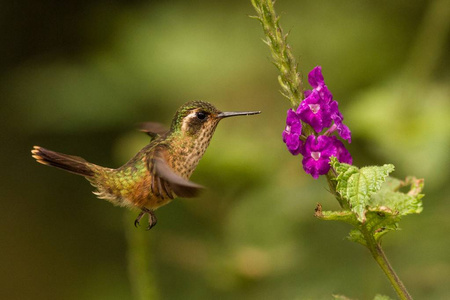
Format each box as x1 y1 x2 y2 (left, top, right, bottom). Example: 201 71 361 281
326 172 347 210
361 227 413 300
250 0 304 107
124 211 159 300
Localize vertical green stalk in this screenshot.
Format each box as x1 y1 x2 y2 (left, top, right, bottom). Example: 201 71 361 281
124 211 159 300
250 0 413 299
361 227 412 300
250 0 304 107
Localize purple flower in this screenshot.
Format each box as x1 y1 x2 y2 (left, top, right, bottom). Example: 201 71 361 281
301 135 353 179
282 109 302 155
308 66 325 88
282 66 353 178
307 66 333 102
301 135 336 179
297 90 332 133
330 136 352 164
297 66 335 133
300 66 352 141
327 101 352 143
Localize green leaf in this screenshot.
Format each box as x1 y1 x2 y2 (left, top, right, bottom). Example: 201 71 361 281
346 176 424 243
369 176 424 216
363 211 400 242
363 176 424 242
314 203 359 226
331 157 395 222
347 229 366 246
320 159 425 246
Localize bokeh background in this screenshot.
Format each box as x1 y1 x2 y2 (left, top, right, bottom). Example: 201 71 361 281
1 0 449 299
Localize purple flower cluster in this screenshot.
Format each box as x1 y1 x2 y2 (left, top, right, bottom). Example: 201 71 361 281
282 66 352 179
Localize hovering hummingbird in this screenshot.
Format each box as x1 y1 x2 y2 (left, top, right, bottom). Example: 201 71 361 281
31 101 260 230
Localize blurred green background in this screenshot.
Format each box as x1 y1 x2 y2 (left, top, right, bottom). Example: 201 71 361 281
1 0 449 299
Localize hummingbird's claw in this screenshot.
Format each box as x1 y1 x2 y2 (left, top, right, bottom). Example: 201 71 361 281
146 221 157 231
134 211 146 228
146 209 158 230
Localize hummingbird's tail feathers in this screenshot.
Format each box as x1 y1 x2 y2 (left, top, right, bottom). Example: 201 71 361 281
31 146 95 177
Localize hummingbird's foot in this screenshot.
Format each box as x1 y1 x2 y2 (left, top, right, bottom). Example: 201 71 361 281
134 208 157 230
134 211 146 228
145 208 158 230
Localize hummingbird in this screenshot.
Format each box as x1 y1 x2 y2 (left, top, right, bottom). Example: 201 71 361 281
31 101 260 230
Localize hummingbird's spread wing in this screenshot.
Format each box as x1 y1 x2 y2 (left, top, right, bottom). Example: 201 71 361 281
138 122 169 139
151 148 204 198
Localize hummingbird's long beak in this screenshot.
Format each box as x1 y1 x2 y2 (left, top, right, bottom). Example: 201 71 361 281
217 110 261 119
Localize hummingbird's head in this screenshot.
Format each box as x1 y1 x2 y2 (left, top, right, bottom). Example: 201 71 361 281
171 101 260 137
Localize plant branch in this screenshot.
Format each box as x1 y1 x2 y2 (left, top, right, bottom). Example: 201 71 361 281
250 0 304 107
361 226 413 300
251 1 414 299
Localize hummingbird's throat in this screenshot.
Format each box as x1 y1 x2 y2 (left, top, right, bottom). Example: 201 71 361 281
176 123 218 178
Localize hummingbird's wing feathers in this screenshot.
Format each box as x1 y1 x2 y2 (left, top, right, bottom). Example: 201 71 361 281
151 148 204 198
149 166 173 200
138 122 169 139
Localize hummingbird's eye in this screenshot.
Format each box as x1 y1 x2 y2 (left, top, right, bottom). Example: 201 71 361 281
196 111 207 120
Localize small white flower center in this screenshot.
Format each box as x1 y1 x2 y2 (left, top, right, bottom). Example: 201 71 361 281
285 125 291 133
309 104 320 114
311 151 321 161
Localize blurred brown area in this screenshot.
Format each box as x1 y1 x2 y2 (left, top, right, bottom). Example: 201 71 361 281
1 0 449 299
